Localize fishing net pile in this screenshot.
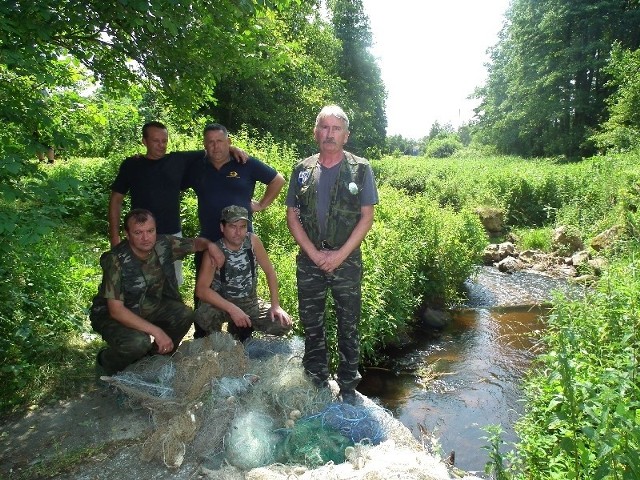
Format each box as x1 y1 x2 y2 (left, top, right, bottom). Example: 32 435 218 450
103 333 478 480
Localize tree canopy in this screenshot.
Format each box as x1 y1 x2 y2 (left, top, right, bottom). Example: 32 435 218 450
474 0 640 158
1 0 387 159
1 0 295 151
330 0 387 157
592 43 640 151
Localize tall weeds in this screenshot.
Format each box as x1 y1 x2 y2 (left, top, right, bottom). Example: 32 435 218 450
510 251 640 479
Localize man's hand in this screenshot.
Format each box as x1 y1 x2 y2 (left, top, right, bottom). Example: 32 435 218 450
318 250 347 273
151 329 174 354
230 145 249 164
229 304 252 328
311 249 346 274
250 199 264 212
206 242 225 269
269 306 292 327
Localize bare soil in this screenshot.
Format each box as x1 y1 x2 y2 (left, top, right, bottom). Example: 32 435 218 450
0 385 209 480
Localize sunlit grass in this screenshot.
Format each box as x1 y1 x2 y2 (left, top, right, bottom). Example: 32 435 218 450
511 227 553 252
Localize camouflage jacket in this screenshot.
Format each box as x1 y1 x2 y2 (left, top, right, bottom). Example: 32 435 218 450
90 235 189 317
292 151 368 249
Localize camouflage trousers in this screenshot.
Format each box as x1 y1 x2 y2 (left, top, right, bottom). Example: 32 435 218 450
91 298 193 375
194 294 291 341
296 249 362 394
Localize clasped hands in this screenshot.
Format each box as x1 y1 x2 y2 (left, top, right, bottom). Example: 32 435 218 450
311 248 346 274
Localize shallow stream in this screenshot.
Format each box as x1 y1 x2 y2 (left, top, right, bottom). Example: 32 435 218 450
357 266 584 475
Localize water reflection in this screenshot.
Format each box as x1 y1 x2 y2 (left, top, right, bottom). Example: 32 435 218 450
358 267 580 475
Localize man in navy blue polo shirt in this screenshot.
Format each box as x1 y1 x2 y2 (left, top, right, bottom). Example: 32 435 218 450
184 123 285 242
184 123 285 337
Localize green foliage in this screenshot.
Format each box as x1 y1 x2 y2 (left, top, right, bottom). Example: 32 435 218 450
0 225 105 411
426 121 455 142
205 2 348 156
423 135 463 158
512 227 553 252
68 90 145 158
1 0 292 120
475 0 640 158
329 0 387 156
592 45 640 153
482 425 510 480
1 0 387 208
357 187 486 359
385 135 418 156
45 156 122 234
512 251 640 479
375 153 640 236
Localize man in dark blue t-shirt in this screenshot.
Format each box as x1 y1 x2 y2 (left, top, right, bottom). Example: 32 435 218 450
183 122 285 337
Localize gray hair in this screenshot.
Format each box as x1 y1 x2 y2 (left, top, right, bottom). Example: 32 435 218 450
203 123 229 137
315 105 349 130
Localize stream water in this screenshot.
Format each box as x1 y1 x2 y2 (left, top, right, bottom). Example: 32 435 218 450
357 266 584 476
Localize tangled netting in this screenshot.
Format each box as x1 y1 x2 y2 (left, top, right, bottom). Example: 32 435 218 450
104 334 465 479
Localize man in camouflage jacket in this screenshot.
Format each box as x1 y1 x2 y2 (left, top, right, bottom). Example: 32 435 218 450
285 105 379 404
90 208 223 375
194 205 292 342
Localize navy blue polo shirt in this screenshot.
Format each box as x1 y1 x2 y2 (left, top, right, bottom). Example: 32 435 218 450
184 156 277 241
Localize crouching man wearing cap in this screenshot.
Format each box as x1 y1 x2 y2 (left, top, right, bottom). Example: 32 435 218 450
194 205 293 341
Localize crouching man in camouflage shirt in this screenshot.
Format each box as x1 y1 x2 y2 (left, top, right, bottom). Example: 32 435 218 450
194 205 292 342
90 208 223 375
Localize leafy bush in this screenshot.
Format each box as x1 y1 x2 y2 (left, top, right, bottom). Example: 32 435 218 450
424 136 463 158
44 156 122 234
68 93 144 158
0 226 105 411
512 252 640 479
511 227 552 251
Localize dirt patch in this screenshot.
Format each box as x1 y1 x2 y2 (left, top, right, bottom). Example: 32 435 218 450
0 387 150 479
0 384 239 479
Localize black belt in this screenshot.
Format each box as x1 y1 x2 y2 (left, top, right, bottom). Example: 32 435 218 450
320 240 335 250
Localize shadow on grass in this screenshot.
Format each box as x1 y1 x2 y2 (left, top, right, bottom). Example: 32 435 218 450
1 335 104 417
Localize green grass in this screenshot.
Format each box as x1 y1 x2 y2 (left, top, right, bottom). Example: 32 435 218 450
374 151 640 238
511 227 553 251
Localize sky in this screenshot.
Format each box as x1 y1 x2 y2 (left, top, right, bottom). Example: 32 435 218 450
362 0 511 139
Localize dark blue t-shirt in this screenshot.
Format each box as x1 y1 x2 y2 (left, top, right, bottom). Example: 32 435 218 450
111 150 202 234
184 155 277 241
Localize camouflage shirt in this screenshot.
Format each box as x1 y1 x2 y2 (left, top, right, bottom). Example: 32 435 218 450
92 235 193 318
212 233 257 299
